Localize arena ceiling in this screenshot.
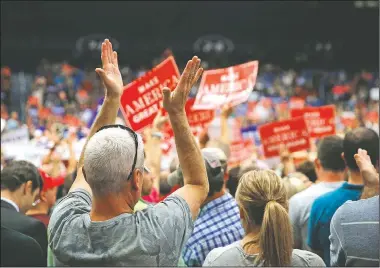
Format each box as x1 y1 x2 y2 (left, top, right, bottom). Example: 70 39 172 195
1 1 378 71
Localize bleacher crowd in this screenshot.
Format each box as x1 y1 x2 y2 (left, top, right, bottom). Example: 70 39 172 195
1 40 379 267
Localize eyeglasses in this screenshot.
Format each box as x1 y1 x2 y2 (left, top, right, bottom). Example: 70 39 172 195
96 124 138 180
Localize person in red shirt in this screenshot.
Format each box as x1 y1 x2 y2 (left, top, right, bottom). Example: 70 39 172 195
26 169 64 227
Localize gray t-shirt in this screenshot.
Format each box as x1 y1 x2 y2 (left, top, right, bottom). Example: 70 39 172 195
330 195 379 267
288 182 343 250
203 241 326 267
48 189 193 266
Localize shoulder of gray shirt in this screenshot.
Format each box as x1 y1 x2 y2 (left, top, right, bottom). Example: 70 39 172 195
49 188 194 233
330 196 379 266
203 241 325 267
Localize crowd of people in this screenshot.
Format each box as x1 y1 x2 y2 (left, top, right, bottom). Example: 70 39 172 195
1 40 379 267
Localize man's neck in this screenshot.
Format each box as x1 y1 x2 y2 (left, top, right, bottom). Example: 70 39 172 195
26 203 49 216
90 194 135 221
315 170 344 184
347 171 364 185
1 191 21 210
202 190 226 207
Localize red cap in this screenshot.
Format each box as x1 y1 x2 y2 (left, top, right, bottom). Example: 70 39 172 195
39 169 64 192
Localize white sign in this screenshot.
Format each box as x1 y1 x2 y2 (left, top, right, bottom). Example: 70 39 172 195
1 126 30 147
2 144 49 168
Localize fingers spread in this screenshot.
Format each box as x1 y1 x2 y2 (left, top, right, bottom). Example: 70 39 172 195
104 39 110 63
101 42 109 65
107 40 113 62
195 58 201 71
162 87 171 103
192 68 204 85
188 56 199 84
178 60 192 89
112 51 118 67
95 68 106 79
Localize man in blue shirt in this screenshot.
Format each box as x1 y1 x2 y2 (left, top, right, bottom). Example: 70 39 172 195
307 128 379 265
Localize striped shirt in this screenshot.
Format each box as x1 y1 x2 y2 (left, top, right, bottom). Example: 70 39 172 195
330 195 379 267
182 193 244 267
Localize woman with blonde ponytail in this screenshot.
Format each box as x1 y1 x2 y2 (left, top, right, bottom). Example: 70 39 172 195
203 170 325 267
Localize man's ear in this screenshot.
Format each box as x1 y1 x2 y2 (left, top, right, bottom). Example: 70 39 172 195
223 169 229 182
40 190 48 202
23 181 33 196
314 158 321 170
131 169 143 191
341 152 347 164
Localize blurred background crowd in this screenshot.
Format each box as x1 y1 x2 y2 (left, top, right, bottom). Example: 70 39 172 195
1 0 378 210
0 1 379 267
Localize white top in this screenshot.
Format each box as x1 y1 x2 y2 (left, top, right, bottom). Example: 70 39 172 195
288 181 343 250
1 197 20 212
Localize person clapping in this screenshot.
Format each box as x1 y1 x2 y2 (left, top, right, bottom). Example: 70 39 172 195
48 40 209 266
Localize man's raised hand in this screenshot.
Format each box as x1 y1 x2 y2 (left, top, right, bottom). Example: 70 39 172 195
354 148 379 187
95 39 123 99
162 56 203 114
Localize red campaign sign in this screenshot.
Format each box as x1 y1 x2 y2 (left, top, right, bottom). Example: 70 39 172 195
228 139 255 168
290 105 336 138
162 98 215 138
259 117 310 158
186 98 215 128
193 61 259 110
120 56 180 132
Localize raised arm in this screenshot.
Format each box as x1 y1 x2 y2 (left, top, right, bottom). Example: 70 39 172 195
220 106 232 145
144 111 168 193
66 133 78 175
70 39 124 195
162 56 209 219
354 148 379 199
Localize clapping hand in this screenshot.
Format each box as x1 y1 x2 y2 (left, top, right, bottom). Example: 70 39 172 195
162 56 203 114
95 39 123 99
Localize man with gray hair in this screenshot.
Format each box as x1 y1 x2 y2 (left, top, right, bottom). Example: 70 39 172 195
48 40 208 266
